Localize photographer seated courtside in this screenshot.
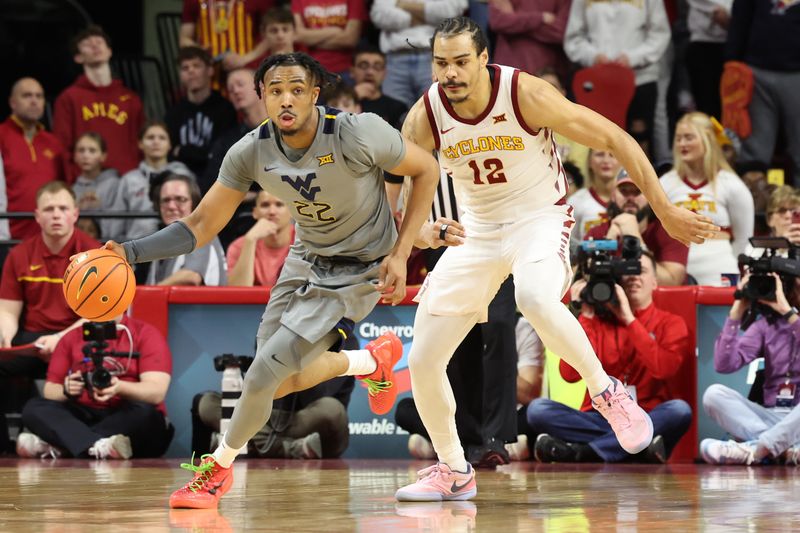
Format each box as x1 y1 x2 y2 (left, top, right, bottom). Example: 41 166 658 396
17 315 173 459
701 236 800 465
527 250 693 463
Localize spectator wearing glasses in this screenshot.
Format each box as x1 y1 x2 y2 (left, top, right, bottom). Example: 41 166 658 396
746 186 800 257
349 45 408 129
146 174 227 286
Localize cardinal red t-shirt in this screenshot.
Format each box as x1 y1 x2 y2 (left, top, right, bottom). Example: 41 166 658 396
46 315 172 415
0 229 100 332
291 0 366 73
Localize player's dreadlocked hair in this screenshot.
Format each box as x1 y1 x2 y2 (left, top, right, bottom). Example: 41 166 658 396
253 52 339 98
429 16 489 56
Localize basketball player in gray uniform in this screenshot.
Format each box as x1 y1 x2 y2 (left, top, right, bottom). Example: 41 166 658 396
104 53 439 509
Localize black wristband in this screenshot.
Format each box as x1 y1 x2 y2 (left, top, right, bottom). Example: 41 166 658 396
783 307 798 320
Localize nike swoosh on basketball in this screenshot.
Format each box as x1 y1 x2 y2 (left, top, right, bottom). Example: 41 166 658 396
270 353 287 367
451 478 471 492
77 266 98 299
29 264 43 271
440 127 455 134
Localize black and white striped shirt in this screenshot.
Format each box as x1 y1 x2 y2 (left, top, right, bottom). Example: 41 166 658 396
430 169 461 223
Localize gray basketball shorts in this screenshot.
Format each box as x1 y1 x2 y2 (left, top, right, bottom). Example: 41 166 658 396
256 246 383 345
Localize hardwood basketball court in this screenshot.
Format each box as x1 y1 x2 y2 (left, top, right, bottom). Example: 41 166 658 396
3 458 799 531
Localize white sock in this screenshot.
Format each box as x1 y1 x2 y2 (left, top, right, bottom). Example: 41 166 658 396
338 349 377 377
585 368 614 398
443 456 469 474
212 435 242 468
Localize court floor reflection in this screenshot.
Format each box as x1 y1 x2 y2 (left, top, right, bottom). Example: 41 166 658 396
3 459 800 532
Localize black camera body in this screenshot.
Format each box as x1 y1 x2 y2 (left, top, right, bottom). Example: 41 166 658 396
213 353 254 373
737 237 800 301
736 237 800 328
81 321 118 393
578 236 643 310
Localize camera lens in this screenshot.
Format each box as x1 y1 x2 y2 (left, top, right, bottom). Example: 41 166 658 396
91 367 112 389
591 282 614 303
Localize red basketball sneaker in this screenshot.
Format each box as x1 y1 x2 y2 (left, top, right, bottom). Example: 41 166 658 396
357 332 403 415
169 454 233 509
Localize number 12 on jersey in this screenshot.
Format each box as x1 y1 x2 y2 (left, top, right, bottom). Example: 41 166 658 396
469 158 507 185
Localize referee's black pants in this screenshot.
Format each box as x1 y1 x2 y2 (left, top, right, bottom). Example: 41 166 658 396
22 398 172 458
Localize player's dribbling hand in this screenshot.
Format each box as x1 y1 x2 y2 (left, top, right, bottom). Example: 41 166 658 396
102 241 128 262
660 205 719 246
377 253 408 305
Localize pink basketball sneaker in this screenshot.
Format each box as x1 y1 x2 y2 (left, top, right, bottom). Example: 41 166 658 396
591 377 653 454
395 463 477 502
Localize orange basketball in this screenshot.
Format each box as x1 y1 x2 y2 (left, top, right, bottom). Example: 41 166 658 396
63 249 136 321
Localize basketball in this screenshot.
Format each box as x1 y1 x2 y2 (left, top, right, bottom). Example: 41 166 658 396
63 248 136 321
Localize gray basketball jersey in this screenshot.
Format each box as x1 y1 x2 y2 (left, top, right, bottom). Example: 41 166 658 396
218 107 405 262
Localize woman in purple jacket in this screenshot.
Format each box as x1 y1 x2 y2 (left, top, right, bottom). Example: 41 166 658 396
702 271 800 465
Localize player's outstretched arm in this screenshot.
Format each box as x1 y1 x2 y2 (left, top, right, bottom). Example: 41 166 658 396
105 181 247 265
377 100 440 304
515 73 718 246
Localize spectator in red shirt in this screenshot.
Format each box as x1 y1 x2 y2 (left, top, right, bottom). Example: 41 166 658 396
0 77 67 239
292 0 366 75
227 190 294 287
17 314 173 459
53 25 145 180
489 0 572 80
0 182 99 354
0 181 99 453
585 169 688 286
526 252 692 463
180 0 275 74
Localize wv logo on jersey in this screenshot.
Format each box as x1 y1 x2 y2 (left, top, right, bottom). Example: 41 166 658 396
281 172 321 201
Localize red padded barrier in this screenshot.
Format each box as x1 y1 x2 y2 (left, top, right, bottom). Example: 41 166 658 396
653 286 698 463
128 284 732 462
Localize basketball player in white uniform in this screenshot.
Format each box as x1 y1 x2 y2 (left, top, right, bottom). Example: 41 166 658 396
394 17 718 502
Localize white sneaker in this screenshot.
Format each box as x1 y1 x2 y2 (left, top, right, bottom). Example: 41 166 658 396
88 434 132 459
16 432 61 459
505 434 530 462
700 438 756 465
408 434 436 460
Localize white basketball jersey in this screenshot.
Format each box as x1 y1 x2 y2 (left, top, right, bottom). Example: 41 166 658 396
424 65 570 224
567 187 609 240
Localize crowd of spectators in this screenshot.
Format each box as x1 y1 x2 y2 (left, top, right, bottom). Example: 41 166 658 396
2 0 799 462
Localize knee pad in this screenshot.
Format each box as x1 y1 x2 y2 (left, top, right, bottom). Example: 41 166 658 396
246 350 299 392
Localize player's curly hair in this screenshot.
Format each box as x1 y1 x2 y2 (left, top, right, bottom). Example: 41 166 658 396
430 16 489 56
253 52 339 98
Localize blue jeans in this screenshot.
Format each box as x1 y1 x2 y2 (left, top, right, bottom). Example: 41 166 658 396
383 52 433 108
526 398 692 462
